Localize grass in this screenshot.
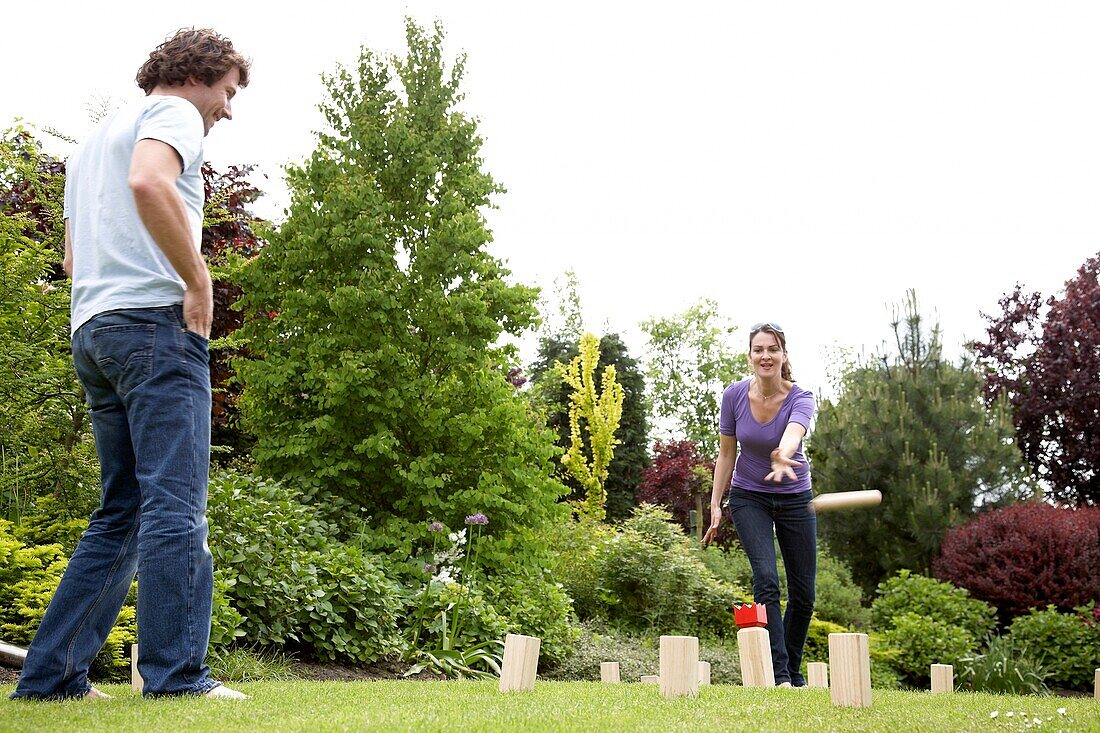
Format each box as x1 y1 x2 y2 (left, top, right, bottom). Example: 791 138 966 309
2 680 1096 733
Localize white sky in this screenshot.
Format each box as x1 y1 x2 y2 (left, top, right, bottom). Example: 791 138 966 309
4 1 1099 398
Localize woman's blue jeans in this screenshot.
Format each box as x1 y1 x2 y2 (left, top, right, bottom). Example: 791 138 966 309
728 485 817 686
12 305 217 699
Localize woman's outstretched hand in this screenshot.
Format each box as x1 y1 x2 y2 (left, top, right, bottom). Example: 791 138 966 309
765 449 799 483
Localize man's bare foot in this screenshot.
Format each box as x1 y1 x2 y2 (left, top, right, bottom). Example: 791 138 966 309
205 685 249 700
85 687 113 700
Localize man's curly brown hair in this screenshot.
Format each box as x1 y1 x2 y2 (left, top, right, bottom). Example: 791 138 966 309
135 28 251 94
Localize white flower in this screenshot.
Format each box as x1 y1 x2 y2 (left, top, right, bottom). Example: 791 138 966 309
990 711 999 719
1057 708 1066 716
1006 712 1014 718
433 567 456 585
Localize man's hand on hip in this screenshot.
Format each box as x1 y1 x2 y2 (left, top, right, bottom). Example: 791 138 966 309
183 276 214 338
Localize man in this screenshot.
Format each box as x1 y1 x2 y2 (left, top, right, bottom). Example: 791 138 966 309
11 28 251 700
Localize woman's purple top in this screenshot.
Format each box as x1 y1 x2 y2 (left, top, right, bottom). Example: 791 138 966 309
719 378 816 494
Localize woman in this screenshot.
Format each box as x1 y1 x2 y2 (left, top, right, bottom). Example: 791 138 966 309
703 321 816 688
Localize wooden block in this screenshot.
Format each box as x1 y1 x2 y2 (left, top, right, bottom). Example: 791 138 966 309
737 627 775 688
828 633 871 707
131 643 143 694
698 661 711 686
1094 668 1098 699
0 642 27 668
807 661 828 688
659 635 699 698
640 675 659 684
930 663 953 693
499 633 540 692
811 490 882 513
600 661 620 683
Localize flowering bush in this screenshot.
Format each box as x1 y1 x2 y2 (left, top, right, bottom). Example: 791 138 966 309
405 514 506 678
933 502 1100 617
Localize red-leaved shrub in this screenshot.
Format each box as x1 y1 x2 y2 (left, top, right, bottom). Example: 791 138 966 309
636 441 720 538
932 502 1100 618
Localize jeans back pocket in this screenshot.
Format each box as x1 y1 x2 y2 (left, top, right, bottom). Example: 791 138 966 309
89 324 157 397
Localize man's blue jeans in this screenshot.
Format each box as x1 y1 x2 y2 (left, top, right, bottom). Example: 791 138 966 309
12 305 217 698
728 485 817 686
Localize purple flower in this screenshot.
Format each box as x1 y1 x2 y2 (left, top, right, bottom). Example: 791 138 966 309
428 521 445 532
464 513 489 526
423 563 437 574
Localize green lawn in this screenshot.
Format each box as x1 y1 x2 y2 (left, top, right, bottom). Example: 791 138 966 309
1 680 1096 732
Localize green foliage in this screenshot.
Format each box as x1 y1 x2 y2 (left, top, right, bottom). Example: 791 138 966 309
814 550 870 629
881 612 977 687
870 570 996 687
549 505 744 638
528 331 649 521
206 471 404 663
233 20 567 589
0 518 135 681
870 570 997 641
809 292 1035 592
640 299 749 458
0 126 99 521
558 333 625 522
12 495 88 556
868 633 904 690
1006 605 1100 691
485 565 577 666
541 621 742 685
957 635 1048 695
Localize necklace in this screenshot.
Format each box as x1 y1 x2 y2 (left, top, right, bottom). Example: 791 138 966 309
755 380 778 402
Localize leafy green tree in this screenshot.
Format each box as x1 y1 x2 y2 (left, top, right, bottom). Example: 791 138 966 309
640 299 748 458
0 127 97 519
233 21 568 577
808 292 1035 593
528 332 648 521
558 333 625 521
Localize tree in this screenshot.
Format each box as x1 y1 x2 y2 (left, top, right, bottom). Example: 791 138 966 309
233 21 568 575
640 299 748 458
970 254 1100 506
558 333 625 521
0 127 96 518
808 292 1035 593
528 331 649 521
201 163 266 461
635 440 719 541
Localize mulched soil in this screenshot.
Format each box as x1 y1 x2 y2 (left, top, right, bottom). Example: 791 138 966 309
1 665 19 684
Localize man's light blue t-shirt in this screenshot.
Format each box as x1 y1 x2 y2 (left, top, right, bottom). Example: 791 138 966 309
64 95 204 334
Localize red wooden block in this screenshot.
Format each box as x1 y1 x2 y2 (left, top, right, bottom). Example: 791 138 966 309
734 603 768 628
